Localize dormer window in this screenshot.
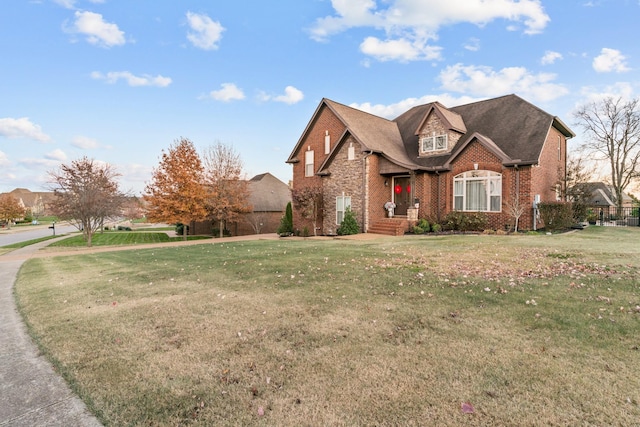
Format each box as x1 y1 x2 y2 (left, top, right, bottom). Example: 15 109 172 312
420 134 447 153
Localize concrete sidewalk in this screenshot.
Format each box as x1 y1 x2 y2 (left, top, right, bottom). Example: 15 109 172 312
0 240 102 427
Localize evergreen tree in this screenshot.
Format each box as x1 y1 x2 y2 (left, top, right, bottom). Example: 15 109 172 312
337 207 359 235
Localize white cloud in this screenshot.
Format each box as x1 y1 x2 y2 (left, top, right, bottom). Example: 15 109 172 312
310 0 549 62
53 0 76 9
464 37 480 52
69 11 126 48
205 83 245 102
45 149 67 161
350 93 481 119
578 82 636 104
0 151 9 167
186 12 225 50
360 36 442 62
71 135 100 149
0 117 51 142
274 86 304 104
541 50 562 65
260 86 305 104
592 48 630 73
438 63 568 102
91 71 172 87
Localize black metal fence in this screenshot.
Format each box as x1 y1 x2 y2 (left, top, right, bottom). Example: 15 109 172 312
586 205 640 227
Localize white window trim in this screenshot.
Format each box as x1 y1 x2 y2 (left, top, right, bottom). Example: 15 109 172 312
420 134 447 153
305 150 314 177
336 195 351 225
453 170 502 212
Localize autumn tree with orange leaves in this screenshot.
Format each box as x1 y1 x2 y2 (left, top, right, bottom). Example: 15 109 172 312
202 142 251 238
0 194 25 229
144 138 208 239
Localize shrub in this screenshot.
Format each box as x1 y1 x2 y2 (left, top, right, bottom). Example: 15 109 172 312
175 223 189 235
431 223 442 233
538 202 573 231
337 207 360 235
117 225 132 231
442 211 487 231
302 226 309 237
417 218 430 232
412 226 425 234
277 202 294 236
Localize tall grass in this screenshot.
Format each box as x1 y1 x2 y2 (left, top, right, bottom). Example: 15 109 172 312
14 227 640 426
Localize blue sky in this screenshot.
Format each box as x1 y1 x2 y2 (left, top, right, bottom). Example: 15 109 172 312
1 0 639 195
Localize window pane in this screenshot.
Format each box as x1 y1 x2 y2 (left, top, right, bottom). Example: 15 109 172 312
466 180 487 211
490 196 501 212
422 137 433 151
454 180 463 196
305 151 314 177
345 196 351 209
436 135 446 149
454 195 463 210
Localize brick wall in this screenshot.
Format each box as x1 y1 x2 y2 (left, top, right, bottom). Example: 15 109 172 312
532 127 566 202
409 140 542 230
290 104 346 234
366 155 390 229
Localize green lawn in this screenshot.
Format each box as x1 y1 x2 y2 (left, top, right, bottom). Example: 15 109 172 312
48 231 210 247
14 227 640 426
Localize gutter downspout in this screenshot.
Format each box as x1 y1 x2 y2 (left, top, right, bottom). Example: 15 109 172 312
363 150 374 233
436 171 441 223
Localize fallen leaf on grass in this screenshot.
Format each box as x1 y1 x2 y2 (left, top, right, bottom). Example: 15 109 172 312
461 402 475 414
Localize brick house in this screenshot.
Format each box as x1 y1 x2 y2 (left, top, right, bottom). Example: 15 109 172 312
286 94 575 235
189 173 291 236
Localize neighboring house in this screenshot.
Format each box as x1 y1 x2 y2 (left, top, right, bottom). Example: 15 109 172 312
190 173 291 236
2 188 55 217
580 182 634 208
286 94 575 235
236 173 292 235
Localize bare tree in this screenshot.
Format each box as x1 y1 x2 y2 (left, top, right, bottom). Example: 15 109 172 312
202 142 251 238
245 211 269 234
559 155 596 222
505 193 526 233
574 96 640 210
292 187 322 236
48 157 124 247
0 194 25 229
144 138 208 239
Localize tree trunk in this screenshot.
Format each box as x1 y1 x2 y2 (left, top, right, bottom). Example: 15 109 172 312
219 220 224 238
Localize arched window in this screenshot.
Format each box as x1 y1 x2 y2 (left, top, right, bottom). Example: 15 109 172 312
453 170 502 212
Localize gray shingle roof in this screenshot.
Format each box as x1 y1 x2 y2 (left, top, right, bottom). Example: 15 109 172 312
289 94 575 173
247 173 290 212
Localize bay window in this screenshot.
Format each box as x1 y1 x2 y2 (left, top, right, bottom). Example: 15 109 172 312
453 170 502 212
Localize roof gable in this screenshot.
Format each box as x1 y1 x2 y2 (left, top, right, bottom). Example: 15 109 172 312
443 132 511 169
414 102 466 135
